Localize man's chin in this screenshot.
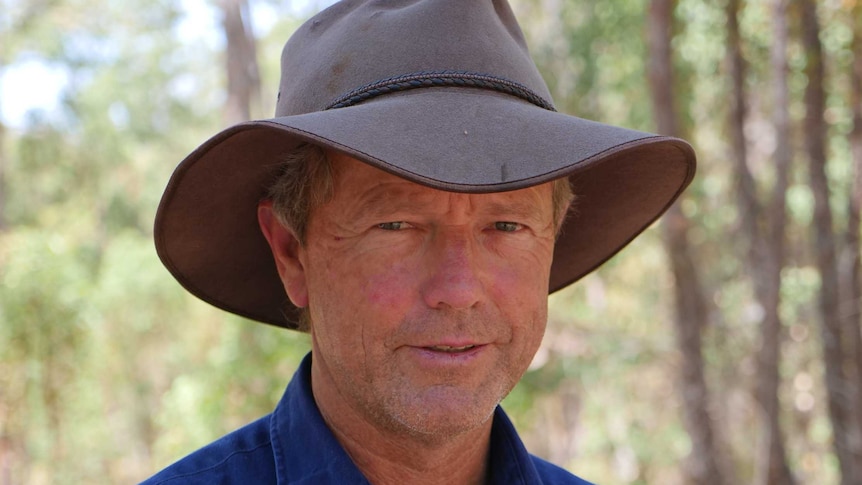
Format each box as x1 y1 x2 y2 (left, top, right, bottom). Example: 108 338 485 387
379 385 503 442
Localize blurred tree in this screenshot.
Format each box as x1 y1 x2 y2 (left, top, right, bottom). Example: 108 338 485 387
842 0 862 479
0 64 5 232
800 1 855 483
1 0 231 481
725 0 795 482
220 0 261 125
646 0 728 483
849 7 862 475
0 0 57 231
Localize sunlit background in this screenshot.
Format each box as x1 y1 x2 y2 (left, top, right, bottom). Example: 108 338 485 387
1 0 860 483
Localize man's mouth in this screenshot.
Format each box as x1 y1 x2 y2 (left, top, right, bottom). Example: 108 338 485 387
426 344 476 353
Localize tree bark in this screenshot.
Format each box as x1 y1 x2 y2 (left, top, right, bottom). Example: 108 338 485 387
220 0 260 125
845 2 862 480
800 1 856 483
646 1 727 483
726 0 795 482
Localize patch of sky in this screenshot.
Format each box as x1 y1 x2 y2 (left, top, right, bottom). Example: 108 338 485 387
1 0 339 128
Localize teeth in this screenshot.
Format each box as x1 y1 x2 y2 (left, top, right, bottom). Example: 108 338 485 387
430 345 474 352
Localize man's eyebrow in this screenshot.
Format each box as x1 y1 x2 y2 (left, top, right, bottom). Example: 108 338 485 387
344 183 552 222
486 201 537 215
483 199 549 223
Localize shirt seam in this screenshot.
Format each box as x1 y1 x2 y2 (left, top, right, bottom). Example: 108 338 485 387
147 440 274 484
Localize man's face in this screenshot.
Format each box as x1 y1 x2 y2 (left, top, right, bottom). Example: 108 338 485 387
265 152 558 441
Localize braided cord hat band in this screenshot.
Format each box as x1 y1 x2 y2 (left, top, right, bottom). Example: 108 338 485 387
325 70 557 112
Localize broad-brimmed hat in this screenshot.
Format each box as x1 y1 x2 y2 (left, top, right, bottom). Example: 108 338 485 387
155 0 695 330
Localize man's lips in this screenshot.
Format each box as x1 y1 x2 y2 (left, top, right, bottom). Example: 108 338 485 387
424 344 477 353
407 340 490 355
400 342 489 368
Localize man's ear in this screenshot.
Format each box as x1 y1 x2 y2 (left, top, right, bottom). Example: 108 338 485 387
257 201 309 308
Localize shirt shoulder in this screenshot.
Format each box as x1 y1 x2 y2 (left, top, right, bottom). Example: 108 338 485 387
530 454 597 485
139 415 277 485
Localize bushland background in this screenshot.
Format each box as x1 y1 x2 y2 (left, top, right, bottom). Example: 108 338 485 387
1 0 861 483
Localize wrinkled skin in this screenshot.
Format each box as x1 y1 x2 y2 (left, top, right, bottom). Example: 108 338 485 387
258 151 558 482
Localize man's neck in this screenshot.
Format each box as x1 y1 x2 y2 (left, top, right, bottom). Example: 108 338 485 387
311 366 493 485
327 417 491 485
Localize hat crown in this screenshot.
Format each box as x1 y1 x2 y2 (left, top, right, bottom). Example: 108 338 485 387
276 0 554 117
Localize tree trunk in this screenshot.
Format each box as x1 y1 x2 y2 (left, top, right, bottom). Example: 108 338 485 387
800 1 856 483
220 0 260 125
845 2 862 480
726 0 795 482
646 1 727 483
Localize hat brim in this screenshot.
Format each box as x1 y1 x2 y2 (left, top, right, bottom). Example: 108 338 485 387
155 88 695 329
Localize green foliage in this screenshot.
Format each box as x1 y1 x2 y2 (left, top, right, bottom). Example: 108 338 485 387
0 1 312 482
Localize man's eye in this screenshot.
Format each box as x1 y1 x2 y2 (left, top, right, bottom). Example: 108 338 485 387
494 221 521 232
377 222 410 231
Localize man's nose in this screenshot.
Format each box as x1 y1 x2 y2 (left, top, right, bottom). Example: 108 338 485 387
420 231 485 310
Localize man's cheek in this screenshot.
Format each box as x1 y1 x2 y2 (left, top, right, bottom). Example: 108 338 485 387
490 264 546 303
364 264 415 308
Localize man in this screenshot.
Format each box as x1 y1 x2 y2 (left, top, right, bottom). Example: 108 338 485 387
144 0 695 483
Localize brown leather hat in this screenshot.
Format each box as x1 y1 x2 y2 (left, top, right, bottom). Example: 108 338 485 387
155 0 695 330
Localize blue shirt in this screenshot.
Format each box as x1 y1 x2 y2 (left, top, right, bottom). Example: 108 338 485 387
142 353 594 484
